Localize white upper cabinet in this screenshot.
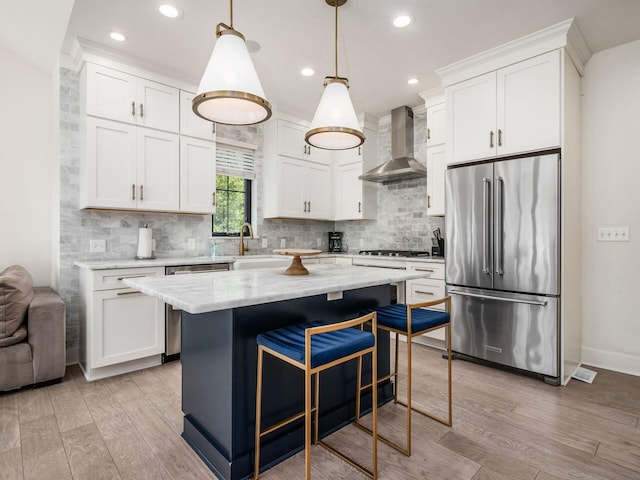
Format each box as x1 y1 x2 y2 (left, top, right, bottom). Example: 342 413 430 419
446 50 561 164
446 72 497 163
426 103 446 147
496 51 561 156
82 117 179 211
179 90 215 140
85 63 179 133
179 137 217 214
275 119 330 164
426 144 446 216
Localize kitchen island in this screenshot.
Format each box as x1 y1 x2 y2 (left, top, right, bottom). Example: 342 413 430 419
124 264 425 480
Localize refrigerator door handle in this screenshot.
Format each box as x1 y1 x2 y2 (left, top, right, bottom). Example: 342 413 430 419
496 176 504 276
448 289 548 307
482 177 491 275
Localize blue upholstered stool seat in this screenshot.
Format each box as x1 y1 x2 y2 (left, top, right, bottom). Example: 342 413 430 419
257 321 375 369
374 304 450 333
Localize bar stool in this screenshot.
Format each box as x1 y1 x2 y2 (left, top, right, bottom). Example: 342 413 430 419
355 297 452 456
254 312 378 479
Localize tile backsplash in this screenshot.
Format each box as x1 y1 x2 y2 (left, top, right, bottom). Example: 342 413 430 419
59 67 442 360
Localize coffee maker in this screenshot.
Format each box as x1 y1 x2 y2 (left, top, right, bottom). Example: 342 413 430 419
328 232 343 252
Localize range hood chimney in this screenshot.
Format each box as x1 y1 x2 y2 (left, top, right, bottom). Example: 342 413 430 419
359 106 426 184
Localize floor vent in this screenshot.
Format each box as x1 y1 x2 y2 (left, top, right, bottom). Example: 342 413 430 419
572 366 597 384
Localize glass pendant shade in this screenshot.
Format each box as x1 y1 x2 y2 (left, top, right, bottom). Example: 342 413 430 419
193 31 272 125
305 79 364 150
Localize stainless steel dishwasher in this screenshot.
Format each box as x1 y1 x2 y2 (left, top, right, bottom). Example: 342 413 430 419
164 262 230 362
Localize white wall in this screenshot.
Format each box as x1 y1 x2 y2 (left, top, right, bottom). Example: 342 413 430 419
581 38 640 376
0 46 54 286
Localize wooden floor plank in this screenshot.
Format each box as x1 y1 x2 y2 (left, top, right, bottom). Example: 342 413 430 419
16 388 53 424
81 381 171 480
49 375 94 433
20 414 71 480
0 447 23 480
61 423 121 480
0 393 20 453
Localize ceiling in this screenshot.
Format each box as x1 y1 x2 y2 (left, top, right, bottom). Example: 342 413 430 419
62 0 640 120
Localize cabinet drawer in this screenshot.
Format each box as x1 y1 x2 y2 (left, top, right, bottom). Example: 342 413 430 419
91 267 164 291
407 278 446 309
407 262 445 280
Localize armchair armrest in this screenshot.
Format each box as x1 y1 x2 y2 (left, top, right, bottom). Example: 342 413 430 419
27 287 66 383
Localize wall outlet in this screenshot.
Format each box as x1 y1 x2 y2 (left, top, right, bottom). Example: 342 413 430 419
597 227 630 242
262 238 268 248
187 238 196 249
280 238 286 248
317 238 322 247
89 239 106 253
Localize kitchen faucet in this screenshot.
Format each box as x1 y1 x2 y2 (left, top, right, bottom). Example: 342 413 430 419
239 222 254 256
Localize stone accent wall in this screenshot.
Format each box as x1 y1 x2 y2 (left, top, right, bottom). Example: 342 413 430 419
334 109 444 253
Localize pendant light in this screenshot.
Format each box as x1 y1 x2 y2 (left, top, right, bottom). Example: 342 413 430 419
192 0 272 126
305 0 364 150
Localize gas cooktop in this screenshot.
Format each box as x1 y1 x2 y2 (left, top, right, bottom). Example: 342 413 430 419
358 250 431 257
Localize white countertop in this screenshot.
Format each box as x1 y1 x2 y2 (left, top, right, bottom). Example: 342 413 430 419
73 253 444 270
123 264 426 314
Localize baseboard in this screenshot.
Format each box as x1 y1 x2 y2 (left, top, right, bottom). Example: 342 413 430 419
581 346 640 377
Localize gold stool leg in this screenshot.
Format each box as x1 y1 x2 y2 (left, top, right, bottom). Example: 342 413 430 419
254 347 264 479
305 367 312 479
314 372 320 445
406 332 412 456
371 336 378 479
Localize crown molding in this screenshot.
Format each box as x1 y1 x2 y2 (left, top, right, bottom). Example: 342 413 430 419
69 37 199 92
418 87 445 107
435 18 592 86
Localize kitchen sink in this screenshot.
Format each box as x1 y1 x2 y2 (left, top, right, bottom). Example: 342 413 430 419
232 256 291 270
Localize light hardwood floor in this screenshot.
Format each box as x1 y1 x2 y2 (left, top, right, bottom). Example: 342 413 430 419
1 342 639 480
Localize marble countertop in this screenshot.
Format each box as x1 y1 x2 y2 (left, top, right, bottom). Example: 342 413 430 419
123 264 427 314
74 253 445 270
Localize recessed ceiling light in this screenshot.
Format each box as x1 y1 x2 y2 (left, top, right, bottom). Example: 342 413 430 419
407 78 419 85
393 15 413 28
109 32 127 42
301 68 315 77
158 3 182 19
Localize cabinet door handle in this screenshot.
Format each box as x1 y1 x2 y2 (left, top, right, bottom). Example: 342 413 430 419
140 185 144 201
139 103 144 117
117 274 148 280
212 123 216 134
303 201 307 212
414 268 434 273
428 195 431 208
415 290 435 295
303 145 307 155
358 146 362 156
358 201 361 213
131 101 136 116
498 129 503 146
427 128 431 140
132 184 136 200
212 192 216 206
308 201 311 212
117 291 143 296
489 130 494 148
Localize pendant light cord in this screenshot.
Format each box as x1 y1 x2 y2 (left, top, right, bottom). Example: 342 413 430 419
334 0 339 78
229 0 234 28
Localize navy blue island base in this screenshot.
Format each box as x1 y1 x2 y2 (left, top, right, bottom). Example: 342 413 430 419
180 284 393 480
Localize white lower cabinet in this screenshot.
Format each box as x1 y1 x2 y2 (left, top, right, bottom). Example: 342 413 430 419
78 267 165 381
405 262 447 344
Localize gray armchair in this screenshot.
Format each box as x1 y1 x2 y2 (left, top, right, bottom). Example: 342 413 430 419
0 265 66 391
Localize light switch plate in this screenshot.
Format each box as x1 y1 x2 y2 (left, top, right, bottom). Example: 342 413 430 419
597 227 630 242
89 239 106 253
187 238 196 249
280 238 286 248
317 238 321 247
262 238 268 248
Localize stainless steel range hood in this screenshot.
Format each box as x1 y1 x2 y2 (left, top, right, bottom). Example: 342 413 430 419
359 105 426 184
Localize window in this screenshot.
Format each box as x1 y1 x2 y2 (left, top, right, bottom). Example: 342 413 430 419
213 175 251 235
212 142 256 236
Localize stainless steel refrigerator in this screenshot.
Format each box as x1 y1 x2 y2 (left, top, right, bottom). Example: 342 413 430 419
445 152 560 382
